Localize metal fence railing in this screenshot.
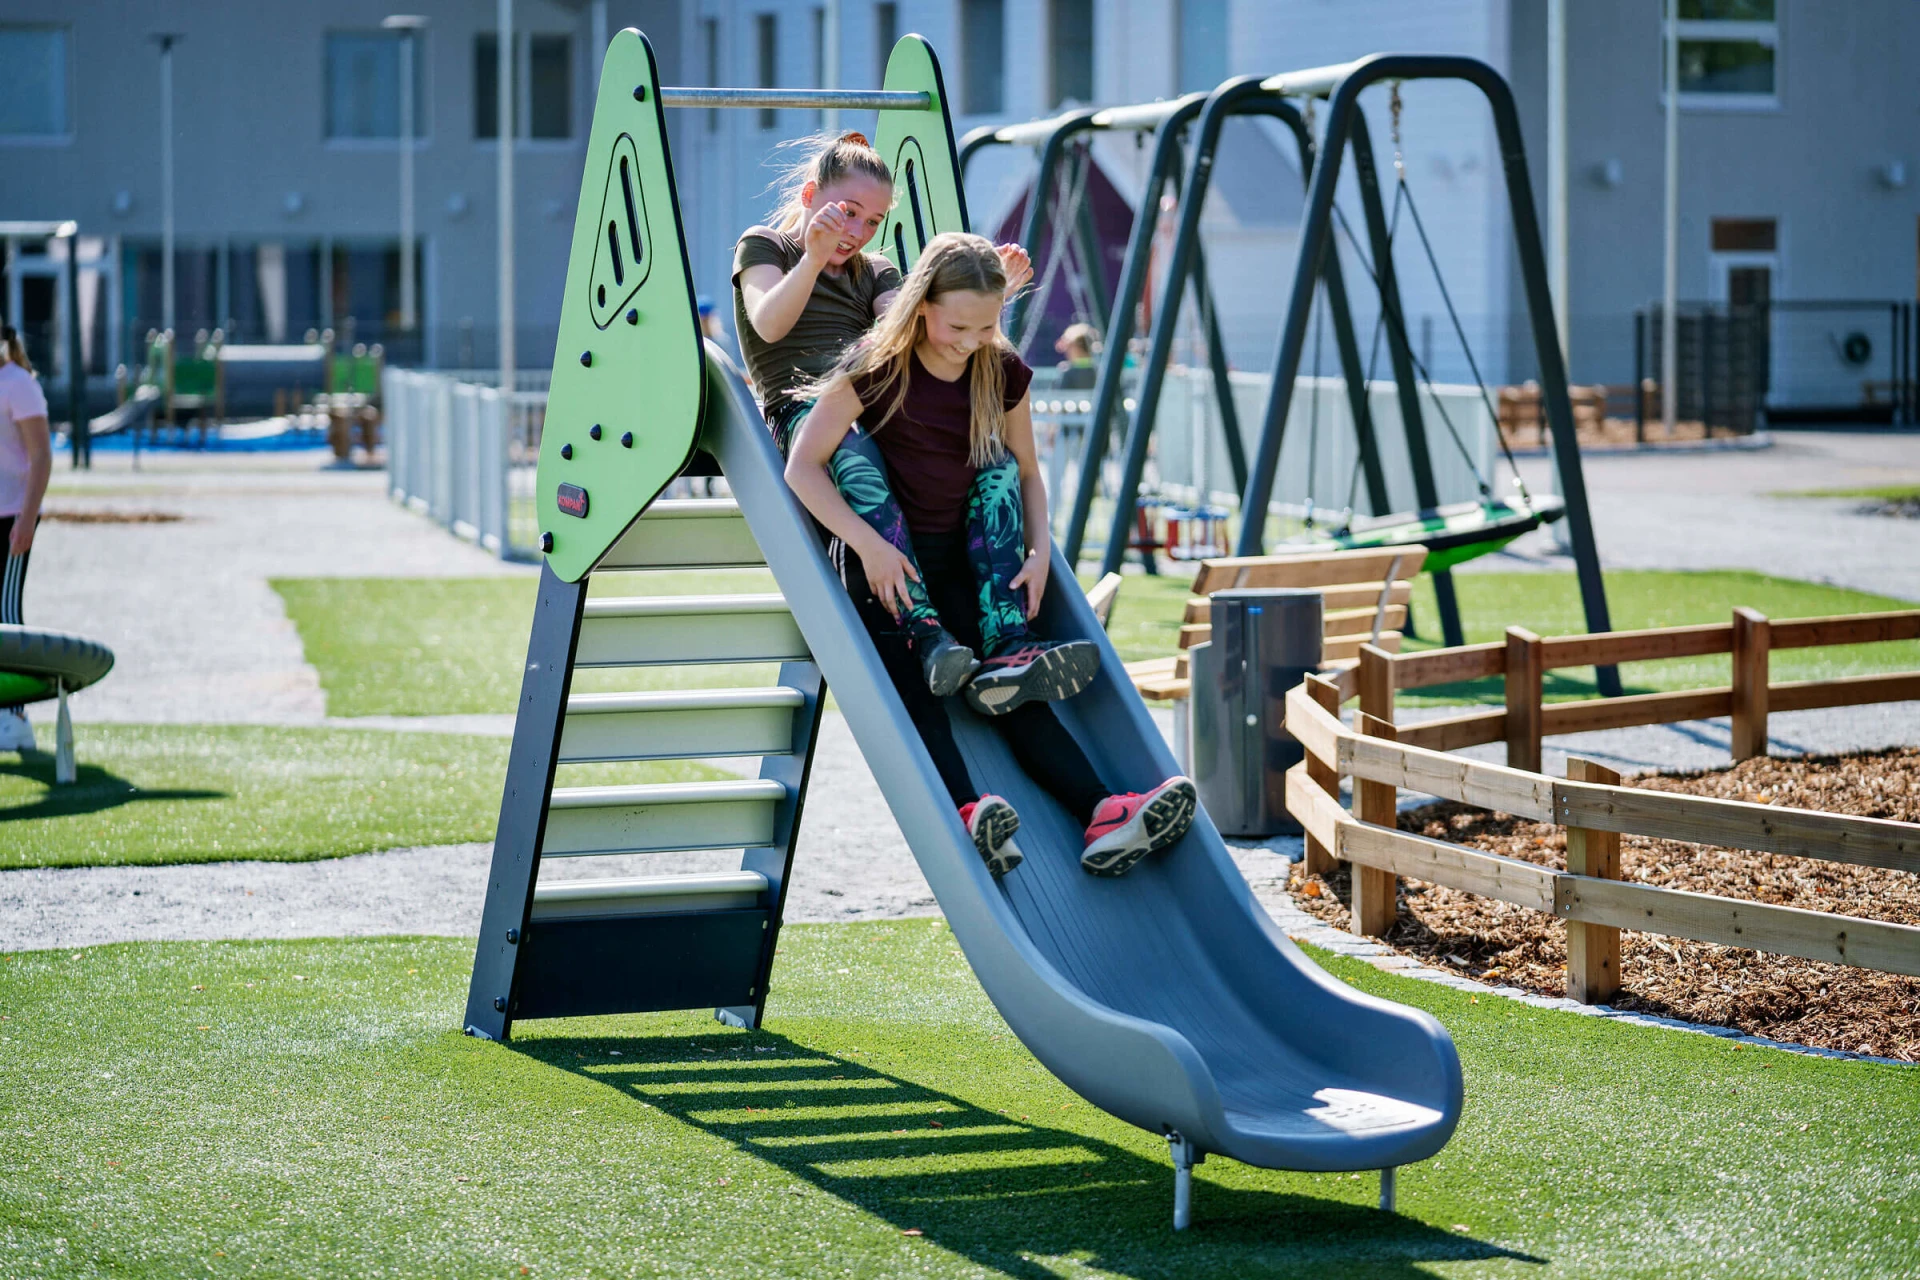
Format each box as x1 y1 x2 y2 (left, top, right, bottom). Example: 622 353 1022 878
384 368 544 560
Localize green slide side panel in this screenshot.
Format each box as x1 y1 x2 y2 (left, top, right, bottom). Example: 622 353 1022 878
536 28 705 583
874 35 970 272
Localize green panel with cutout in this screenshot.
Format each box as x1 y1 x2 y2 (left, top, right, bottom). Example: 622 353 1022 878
535 28 704 584
874 36 971 271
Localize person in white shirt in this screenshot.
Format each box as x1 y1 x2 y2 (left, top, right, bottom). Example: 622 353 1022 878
0 323 52 751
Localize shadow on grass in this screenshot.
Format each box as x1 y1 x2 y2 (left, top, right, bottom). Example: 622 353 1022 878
0 752 223 821
518 1029 1544 1278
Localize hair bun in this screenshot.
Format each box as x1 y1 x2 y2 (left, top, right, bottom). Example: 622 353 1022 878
838 130 871 148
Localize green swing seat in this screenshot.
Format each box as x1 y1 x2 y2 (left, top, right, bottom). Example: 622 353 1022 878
1282 493 1564 574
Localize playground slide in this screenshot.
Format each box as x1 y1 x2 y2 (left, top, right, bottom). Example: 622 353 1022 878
702 345 1463 1177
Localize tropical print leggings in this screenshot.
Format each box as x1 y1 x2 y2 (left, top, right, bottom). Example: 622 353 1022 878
767 399 1030 656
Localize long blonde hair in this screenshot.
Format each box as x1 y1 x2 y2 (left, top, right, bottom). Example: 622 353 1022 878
817 233 1013 466
766 130 894 287
0 325 31 375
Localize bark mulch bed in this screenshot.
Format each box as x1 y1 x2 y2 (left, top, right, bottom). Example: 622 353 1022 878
1289 747 1920 1061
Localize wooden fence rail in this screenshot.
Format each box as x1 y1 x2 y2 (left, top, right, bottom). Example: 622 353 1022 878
1280 642 1920 1003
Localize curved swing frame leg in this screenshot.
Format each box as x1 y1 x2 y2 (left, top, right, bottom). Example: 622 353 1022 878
1098 79 1358 579
1237 56 1619 695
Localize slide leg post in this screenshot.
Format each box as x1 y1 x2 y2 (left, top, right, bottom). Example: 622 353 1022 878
54 681 75 785
1168 1132 1201 1230
1380 1165 1397 1212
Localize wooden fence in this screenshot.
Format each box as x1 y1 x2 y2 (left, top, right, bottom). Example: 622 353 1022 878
1282 608 1920 1003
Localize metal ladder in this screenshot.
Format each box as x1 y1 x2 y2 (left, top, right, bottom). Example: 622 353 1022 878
464 497 824 1040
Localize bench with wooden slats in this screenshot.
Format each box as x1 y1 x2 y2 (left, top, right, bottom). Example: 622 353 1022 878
1126 546 1429 702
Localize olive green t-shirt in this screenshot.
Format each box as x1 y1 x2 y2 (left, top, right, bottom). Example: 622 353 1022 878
731 226 901 421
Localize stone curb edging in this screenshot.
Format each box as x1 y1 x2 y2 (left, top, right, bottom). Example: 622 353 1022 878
1261 890 1914 1068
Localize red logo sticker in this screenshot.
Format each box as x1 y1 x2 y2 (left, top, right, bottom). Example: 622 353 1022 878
556 483 590 518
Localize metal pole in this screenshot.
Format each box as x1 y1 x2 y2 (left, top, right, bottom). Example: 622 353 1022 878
397 26 419 333
497 0 515 394
1547 0 1569 367
1662 0 1679 437
821 0 841 132
1008 112 1100 345
157 35 178 335
590 0 607 90
64 227 87 468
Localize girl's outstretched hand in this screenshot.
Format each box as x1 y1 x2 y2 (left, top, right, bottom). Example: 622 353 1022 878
803 201 853 266
1008 548 1049 619
996 243 1034 298
860 537 922 621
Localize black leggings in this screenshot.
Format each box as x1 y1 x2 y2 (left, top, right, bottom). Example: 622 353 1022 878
847 529 1109 826
0 516 27 624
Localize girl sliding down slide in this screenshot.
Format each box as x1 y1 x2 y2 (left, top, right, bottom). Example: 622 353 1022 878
786 232 1195 879
733 132 1051 702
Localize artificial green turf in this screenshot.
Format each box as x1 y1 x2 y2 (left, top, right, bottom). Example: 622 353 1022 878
279 568 1920 718
0 724 723 870
1775 484 1920 501
2 927 1914 1278
1088 568 1920 706
273 571 783 718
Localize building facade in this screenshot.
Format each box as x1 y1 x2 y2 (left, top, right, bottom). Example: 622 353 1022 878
4 0 1915 402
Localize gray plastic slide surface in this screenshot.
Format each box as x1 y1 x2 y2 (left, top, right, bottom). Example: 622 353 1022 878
703 347 1461 1172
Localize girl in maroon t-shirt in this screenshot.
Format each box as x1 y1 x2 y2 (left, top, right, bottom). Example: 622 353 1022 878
786 233 1195 880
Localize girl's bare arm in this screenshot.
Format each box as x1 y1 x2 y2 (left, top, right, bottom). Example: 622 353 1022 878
784 382 922 617
1001 393 1054 617
9 414 49 555
738 260 822 345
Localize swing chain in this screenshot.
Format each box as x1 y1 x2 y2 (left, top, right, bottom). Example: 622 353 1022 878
1389 82 1405 178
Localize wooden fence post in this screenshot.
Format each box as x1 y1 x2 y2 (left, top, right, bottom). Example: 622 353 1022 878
1350 710 1400 938
1731 607 1771 762
1564 756 1622 1004
1357 642 1395 725
1303 677 1342 877
1505 627 1543 773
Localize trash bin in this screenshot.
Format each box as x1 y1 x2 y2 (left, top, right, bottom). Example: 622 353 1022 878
1188 588 1323 837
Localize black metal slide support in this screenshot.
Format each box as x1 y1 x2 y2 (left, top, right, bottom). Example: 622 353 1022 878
719 658 827 1030
1345 113 1464 647
1061 98 1209 564
464 563 588 1041
1233 55 1616 692
1006 110 1102 347
1099 79 1366 577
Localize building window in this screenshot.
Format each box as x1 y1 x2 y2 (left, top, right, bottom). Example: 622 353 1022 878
1177 0 1228 95
704 18 721 133
1669 0 1777 106
756 14 778 130
875 2 898 84
1049 0 1093 107
0 25 70 138
325 31 428 140
961 0 1005 114
475 33 573 140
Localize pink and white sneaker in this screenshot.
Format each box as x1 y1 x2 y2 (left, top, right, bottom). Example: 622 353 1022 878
959 794 1023 876
962 638 1100 716
1080 777 1197 877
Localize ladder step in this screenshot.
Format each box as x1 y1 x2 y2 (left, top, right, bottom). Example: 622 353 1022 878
600 499 764 570
559 687 806 762
530 871 769 921
511 907 769 1020
576 594 809 666
541 778 787 856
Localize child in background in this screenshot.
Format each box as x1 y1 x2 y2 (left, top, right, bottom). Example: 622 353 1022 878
732 131 1046 700
1054 322 1100 391
786 233 1195 879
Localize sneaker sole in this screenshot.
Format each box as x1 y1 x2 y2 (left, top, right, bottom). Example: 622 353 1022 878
1081 781 1198 877
963 642 1101 716
969 803 1024 876
926 646 982 698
